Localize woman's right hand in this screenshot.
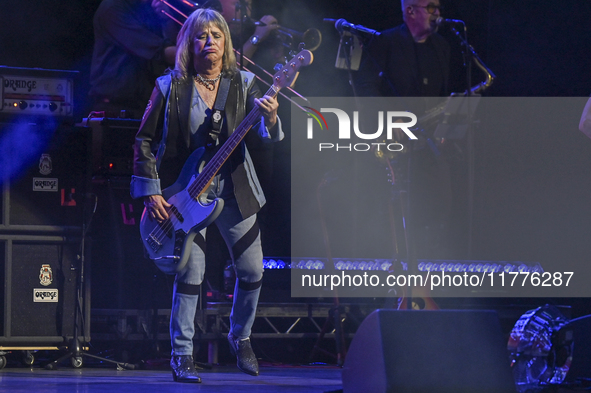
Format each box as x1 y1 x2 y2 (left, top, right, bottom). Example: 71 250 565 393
144 195 171 222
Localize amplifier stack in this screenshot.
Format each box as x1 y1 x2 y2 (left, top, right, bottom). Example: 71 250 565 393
0 65 89 358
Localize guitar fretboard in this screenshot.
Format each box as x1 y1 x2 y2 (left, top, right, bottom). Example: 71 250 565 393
187 85 278 199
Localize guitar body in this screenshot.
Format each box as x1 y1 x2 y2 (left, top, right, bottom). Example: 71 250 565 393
139 147 224 274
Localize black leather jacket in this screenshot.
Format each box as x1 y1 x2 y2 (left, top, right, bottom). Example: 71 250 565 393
131 71 282 219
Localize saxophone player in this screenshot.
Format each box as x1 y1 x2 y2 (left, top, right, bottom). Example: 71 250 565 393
354 0 457 260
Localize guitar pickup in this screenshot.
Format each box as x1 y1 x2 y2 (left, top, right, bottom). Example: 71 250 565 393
170 205 184 223
146 234 162 252
174 229 186 256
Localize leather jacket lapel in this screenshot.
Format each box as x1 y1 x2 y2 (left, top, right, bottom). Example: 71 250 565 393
223 73 244 137
175 78 193 146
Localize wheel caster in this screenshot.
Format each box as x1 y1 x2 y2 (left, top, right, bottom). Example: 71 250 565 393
0 355 6 370
22 351 35 366
71 356 83 368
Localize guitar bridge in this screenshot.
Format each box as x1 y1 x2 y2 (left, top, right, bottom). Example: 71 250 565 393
146 234 162 252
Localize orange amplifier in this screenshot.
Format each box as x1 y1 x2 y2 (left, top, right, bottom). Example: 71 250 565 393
0 66 78 118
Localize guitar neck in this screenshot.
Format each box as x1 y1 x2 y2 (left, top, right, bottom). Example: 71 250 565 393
187 85 278 198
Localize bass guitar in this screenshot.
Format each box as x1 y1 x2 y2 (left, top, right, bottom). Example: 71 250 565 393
140 49 313 274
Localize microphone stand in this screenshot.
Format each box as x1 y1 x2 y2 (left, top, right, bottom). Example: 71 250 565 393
340 32 359 97
44 193 137 371
309 172 347 366
346 25 416 309
448 23 472 97
446 22 491 259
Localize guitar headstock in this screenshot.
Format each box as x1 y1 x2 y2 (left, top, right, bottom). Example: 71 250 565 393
272 50 314 91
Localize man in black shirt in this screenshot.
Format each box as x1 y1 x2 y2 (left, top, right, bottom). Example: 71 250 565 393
355 0 449 98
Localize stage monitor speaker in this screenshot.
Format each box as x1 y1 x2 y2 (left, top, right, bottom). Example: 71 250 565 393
0 237 90 345
342 309 516 393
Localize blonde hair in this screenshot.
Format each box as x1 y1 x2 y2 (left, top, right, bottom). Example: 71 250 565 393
172 8 238 81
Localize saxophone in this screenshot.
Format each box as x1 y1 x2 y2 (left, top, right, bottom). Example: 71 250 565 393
421 54 496 126
465 52 496 96
374 56 496 165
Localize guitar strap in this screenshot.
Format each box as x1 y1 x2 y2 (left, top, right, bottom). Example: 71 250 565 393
208 76 232 145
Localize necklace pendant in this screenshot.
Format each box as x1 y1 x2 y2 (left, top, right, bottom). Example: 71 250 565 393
195 72 222 91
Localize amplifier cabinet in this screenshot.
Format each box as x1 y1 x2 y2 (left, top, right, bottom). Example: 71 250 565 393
0 122 90 229
0 121 92 347
79 117 140 176
0 236 90 346
89 177 169 310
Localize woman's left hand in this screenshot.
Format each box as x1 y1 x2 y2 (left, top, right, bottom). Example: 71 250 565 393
255 95 278 128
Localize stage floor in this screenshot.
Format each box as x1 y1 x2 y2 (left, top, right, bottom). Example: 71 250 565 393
0 364 343 393
2 358 589 392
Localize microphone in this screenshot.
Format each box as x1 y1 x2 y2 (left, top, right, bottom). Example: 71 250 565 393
324 18 380 37
436 17 465 25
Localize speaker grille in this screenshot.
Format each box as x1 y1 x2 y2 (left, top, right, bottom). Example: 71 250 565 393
9 242 78 337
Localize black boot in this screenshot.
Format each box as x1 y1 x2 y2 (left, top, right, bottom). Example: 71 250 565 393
228 332 259 376
170 355 202 383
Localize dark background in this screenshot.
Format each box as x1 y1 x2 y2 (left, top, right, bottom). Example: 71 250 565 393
2 0 591 316
3 0 591 109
